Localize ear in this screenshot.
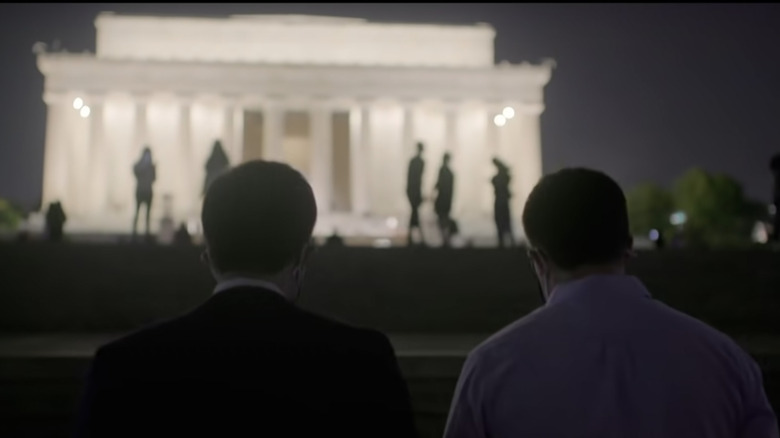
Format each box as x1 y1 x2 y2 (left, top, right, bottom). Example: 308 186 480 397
297 241 316 266
625 235 637 259
527 247 547 269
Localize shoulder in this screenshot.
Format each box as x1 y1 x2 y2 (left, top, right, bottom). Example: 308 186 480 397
296 308 394 355
653 301 758 369
472 306 551 359
462 306 556 381
95 316 186 362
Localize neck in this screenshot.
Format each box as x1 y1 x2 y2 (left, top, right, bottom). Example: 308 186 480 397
554 263 625 286
214 270 296 301
215 271 282 287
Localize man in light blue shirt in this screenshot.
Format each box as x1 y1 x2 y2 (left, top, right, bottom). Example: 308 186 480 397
444 168 778 438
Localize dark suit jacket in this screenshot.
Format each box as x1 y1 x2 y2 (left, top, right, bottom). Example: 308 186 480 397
74 286 418 438
406 156 424 205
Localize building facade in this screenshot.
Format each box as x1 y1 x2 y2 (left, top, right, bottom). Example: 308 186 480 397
36 13 553 242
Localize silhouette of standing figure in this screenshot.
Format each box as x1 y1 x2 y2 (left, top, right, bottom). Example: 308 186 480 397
406 142 425 246
132 147 156 240
434 152 455 247
771 153 780 242
173 222 193 246
45 201 66 242
492 157 515 248
203 140 231 196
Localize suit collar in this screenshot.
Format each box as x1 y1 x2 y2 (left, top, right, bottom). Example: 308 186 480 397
547 274 651 306
213 275 288 299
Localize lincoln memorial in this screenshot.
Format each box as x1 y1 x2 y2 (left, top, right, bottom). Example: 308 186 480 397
35 12 553 243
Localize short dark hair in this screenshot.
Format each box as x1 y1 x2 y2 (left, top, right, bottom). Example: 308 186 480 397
522 168 631 270
771 153 780 172
202 160 317 274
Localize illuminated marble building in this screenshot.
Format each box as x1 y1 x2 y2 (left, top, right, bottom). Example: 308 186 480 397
35 12 553 241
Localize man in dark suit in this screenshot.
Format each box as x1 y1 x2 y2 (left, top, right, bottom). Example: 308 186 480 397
406 141 425 246
75 160 418 438
771 153 780 241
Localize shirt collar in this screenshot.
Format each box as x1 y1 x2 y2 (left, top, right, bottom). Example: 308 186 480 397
213 275 286 298
546 274 651 306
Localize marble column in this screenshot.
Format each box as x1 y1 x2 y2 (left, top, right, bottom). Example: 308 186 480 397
401 102 415 163
133 98 149 160
350 104 371 215
262 103 284 161
232 106 244 165
310 104 333 214
87 98 107 216
486 105 501 159
134 100 148 146
443 104 460 216
178 101 195 217
444 105 459 158
68 97 91 217
222 103 235 165
103 96 120 212
41 94 69 208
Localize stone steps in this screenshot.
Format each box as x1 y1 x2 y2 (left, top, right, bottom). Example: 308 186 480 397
0 355 462 438
0 334 777 438
0 334 478 438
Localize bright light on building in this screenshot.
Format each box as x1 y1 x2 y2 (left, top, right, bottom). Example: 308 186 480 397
752 221 769 244
372 238 392 248
385 217 399 230
502 106 515 119
187 218 201 235
72 97 84 110
670 211 687 226
79 105 91 118
648 229 660 241
493 114 506 127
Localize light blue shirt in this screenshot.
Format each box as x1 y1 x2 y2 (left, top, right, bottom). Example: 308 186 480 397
213 276 285 297
444 274 778 438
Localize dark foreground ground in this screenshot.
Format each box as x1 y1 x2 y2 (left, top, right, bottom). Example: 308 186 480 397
0 243 778 437
0 333 777 438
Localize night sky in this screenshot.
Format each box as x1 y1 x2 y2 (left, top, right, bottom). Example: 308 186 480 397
1 3 778 211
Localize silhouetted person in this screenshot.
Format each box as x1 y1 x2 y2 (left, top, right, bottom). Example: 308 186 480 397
771 153 780 242
15 230 30 242
406 142 425 246
445 168 779 438
75 160 418 438
203 140 230 196
132 147 156 240
671 229 686 248
157 194 176 245
654 229 666 249
172 222 192 246
434 152 455 247
45 201 66 242
325 230 345 247
491 158 514 248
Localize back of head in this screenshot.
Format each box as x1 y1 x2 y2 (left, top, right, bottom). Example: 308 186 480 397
522 168 631 271
771 153 780 173
416 142 424 154
202 160 317 275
